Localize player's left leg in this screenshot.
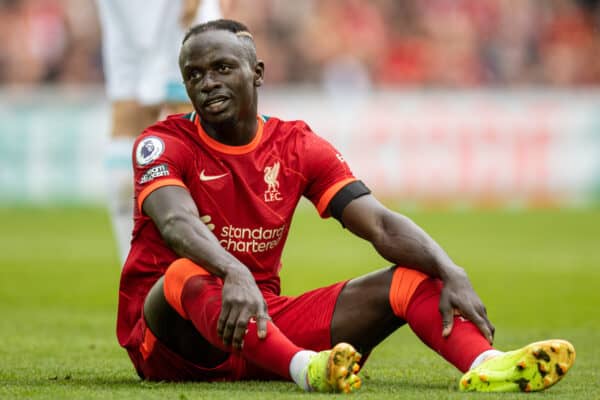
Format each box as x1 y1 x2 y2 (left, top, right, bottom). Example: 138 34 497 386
330 266 575 392
331 267 493 371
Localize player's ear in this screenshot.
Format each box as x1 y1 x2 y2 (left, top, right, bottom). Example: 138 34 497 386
254 60 264 87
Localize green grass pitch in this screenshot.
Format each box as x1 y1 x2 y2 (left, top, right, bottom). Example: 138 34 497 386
1 205 599 399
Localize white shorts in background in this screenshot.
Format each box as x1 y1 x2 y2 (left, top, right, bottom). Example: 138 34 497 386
96 0 222 104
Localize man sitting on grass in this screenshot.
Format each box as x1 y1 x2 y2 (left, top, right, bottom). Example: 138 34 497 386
116 19 575 393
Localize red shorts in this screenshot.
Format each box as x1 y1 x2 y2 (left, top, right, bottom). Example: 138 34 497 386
126 280 348 381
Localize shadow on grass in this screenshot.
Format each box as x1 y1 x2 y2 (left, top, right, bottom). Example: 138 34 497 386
9 374 456 394
8 375 300 394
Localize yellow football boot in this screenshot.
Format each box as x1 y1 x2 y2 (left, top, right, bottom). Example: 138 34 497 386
307 342 362 393
459 339 575 392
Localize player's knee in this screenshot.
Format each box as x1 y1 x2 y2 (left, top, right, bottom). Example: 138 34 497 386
389 266 430 319
143 276 167 319
163 258 213 319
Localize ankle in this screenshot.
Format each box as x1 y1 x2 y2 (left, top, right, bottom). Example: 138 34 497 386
469 349 503 370
289 350 316 391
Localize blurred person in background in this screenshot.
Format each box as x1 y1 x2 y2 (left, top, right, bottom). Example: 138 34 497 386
95 0 231 265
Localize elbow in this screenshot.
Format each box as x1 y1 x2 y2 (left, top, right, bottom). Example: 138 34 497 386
370 209 395 251
372 211 415 257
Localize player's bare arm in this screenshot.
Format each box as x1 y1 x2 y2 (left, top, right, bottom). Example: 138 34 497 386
340 194 495 343
143 185 269 349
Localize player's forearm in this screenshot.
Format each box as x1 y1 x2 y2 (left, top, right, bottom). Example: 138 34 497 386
373 213 463 280
160 212 249 280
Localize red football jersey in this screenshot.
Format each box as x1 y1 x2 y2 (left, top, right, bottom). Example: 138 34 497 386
117 112 357 347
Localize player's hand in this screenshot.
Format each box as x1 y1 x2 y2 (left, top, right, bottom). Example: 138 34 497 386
218 265 270 350
180 0 201 27
438 266 495 344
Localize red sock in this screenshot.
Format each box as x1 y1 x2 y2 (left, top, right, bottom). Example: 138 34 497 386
179 274 301 379
389 267 493 372
405 278 493 372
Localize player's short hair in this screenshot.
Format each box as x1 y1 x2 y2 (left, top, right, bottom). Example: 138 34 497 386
182 19 257 63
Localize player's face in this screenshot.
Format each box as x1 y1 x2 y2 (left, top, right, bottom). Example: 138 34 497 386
180 30 264 126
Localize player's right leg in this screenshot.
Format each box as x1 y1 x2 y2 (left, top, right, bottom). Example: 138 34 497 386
141 258 361 392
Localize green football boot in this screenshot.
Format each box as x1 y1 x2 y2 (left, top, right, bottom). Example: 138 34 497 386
307 342 362 393
459 339 575 392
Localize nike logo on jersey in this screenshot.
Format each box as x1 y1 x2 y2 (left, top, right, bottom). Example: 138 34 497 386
199 170 229 181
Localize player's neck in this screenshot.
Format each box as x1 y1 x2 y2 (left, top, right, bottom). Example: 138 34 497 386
202 116 257 146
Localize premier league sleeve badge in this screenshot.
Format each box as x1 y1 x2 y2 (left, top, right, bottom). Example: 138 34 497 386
136 136 165 166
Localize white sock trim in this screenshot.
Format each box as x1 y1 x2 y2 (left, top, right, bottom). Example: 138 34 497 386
469 349 504 370
289 350 316 391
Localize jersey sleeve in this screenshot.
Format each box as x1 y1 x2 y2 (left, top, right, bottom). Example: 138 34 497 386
299 124 358 217
132 132 194 213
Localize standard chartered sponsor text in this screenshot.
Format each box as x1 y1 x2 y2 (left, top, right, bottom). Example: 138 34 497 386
219 224 286 253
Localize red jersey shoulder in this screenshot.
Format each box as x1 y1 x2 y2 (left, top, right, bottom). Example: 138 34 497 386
263 117 312 137
263 116 344 159
262 117 324 150
262 116 356 215
133 114 197 166
140 113 196 141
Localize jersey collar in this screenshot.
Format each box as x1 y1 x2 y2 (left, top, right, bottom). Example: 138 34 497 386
193 112 265 155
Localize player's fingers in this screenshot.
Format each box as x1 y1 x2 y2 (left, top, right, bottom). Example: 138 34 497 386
256 312 271 339
477 319 493 344
484 306 495 341
217 304 232 340
199 215 215 231
219 306 234 345
475 304 495 343
464 308 493 344
487 320 496 344
442 314 454 337
469 303 495 344
439 294 454 337
222 309 240 347
231 311 251 350
480 307 495 344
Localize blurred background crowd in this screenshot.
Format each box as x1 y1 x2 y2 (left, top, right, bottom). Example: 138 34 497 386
1 0 599 88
